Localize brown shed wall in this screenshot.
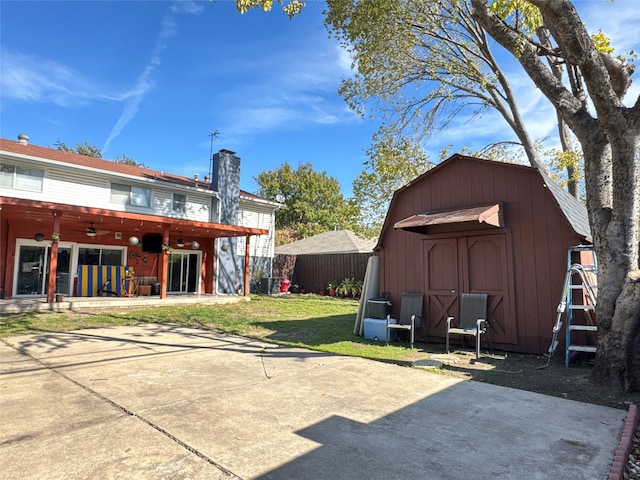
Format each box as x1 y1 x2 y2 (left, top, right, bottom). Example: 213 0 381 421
377 157 586 355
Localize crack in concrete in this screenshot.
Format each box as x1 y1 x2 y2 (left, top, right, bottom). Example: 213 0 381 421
3 340 243 479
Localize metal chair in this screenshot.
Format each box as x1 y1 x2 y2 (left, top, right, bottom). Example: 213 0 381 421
386 292 426 349
446 293 489 359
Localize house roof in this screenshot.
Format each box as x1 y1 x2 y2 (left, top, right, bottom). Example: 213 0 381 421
0 136 271 239
275 230 376 255
0 137 271 202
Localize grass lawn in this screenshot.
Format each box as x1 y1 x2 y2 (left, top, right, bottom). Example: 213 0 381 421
0 295 429 365
4 294 640 409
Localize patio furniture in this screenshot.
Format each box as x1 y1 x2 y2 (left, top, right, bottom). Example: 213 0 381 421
386 292 426 349
446 293 490 359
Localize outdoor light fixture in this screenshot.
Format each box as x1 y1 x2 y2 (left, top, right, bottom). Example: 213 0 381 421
128 236 140 246
34 233 45 242
191 241 200 250
177 232 185 248
86 223 97 237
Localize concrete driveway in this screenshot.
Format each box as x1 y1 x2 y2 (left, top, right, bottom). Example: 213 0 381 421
0 323 625 479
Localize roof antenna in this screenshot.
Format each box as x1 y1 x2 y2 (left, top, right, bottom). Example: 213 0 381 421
208 130 220 182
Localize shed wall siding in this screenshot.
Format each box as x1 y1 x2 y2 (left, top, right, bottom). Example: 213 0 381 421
379 157 585 355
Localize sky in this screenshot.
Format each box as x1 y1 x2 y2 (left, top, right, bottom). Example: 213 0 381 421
1 1 639 197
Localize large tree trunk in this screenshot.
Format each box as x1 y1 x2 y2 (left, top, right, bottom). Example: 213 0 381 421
472 0 640 392
587 132 640 391
583 141 640 391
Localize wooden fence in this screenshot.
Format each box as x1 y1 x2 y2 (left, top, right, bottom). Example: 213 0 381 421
273 253 372 293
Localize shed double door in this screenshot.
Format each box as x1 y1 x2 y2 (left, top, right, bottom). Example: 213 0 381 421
424 234 515 344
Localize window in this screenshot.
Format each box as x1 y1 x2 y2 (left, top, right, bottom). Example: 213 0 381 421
0 164 44 191
110 183 151 207
173 193 187 214
78 248 123 266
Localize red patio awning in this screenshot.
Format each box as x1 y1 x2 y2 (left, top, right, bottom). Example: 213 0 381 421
393 204 503 234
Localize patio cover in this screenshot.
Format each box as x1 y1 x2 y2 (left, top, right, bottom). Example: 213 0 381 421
393 204 503 234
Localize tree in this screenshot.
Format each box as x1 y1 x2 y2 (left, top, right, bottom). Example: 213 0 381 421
470 0 639 391
323 0 548 173
235 0 305 18
54 140 103 158
53 140 144 166
115 154 146 168
352 127 433 238
255 162 358 243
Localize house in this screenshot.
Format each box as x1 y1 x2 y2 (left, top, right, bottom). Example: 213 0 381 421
0 135 278 301
375 154 592 355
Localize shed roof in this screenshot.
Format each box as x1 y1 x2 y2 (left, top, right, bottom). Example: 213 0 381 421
275 230 376 255
377 155 591 248
541 172 591 240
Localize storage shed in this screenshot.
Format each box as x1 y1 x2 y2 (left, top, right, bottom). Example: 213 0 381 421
375 154 592 355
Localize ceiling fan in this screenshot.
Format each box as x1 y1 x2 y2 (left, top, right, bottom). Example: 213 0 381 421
78 222 110 237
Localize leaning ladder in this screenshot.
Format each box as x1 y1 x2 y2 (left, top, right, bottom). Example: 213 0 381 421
538 245 598 369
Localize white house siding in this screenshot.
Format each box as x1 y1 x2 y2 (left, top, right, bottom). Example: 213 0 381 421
46 167 109 207
238 200 276 258
152 189 211 223
1 154 212 223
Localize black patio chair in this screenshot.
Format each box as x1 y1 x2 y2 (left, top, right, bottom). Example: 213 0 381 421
446 293 490 359
386 292 426 349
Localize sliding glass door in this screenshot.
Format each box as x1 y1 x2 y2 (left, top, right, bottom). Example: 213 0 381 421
168 251 200 293
15 244 72 296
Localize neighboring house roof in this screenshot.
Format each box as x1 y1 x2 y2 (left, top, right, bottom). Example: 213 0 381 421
275 230 376 255
0 137 271 202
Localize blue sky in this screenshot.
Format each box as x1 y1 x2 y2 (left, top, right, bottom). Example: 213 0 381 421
2 1 639 197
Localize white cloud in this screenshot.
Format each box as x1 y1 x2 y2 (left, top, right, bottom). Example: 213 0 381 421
171 0 204 15
213 34 359 145
0 50 106 107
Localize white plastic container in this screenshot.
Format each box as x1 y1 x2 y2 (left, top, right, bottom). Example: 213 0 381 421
363 317 396 342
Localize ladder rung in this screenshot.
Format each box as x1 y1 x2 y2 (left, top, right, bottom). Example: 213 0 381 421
568 345 597 353
569 325 598 332
568 305 595 310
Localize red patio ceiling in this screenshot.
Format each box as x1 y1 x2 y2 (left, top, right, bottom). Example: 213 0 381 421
0 197 267 239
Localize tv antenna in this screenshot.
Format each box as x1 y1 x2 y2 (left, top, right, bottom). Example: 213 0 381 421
208 130 220 181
